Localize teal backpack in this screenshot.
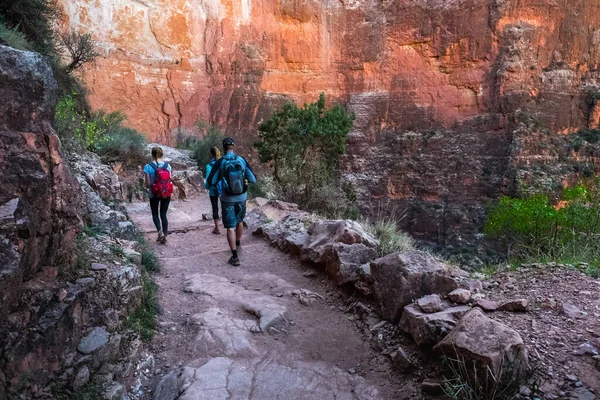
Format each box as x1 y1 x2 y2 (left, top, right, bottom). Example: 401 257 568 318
220 156 247 195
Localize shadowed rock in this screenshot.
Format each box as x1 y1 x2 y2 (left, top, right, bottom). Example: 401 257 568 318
370 251 460 322
155 356 381 400
400 304 471 346
433 309 530 379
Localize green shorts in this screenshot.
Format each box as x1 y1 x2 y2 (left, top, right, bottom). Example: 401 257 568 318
221 201 246 229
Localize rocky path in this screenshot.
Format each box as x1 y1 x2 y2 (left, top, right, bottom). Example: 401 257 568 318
126 197 407 400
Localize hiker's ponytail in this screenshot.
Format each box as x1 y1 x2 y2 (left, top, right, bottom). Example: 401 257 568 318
210 146 221 159
152 146 163 160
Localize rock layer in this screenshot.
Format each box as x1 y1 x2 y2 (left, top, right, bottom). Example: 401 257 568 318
57 1 600 243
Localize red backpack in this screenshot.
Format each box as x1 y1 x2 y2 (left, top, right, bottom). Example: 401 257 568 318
150 162 174 198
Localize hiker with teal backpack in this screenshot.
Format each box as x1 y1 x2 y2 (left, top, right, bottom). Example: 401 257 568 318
206 138 256 266
204 146 222 235
144 146 173 244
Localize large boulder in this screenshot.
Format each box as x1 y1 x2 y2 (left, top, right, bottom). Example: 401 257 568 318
69 152 124 202
300 220 378 264
400 304 471 346
322 243 378 286
0 46 85 323
370 251 460 322
171 167 204 200
433 309 530 379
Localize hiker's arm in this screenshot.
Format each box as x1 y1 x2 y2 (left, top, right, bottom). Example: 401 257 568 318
207 159 222 187
245 161 257 184
144 173 151 188
204 163 212 189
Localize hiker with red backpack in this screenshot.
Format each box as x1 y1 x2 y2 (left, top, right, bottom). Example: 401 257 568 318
206 138 256 266
144 146 174 244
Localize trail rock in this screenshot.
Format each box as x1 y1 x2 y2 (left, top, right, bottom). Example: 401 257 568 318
390 346 415 372
370 251 459 322
245 208 269 234
72 366 90 389
91 263 108 271
282 231 310 255
78 327 110 355
433 309 530 379
184 273 290 332
570 387 596 400
155 357 381 400
400 304 471 346
192 308 258 357
473 299 500 311
323 243 379 286
154 370 182 400
69 152 124 202
448 289 471 304
301 220 378 264
561 301 587 319
417 294 446 313
498 299 530 312
103 381 125 400
171 168 204 200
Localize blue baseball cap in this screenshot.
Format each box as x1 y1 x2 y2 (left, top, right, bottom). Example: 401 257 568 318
222 137 235 146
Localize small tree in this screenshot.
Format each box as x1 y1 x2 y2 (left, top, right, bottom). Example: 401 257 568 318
254 93 355 212
58 29 99 73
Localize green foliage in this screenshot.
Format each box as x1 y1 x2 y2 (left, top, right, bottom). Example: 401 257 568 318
177 123 224 171
0 16 33 50
123 272 159 341
53 379 104 400
253 93 355 216
0 0 58 56
117 227 161 341
55 95 147 163
485 181 600 272
364 218 415 256
442 354 534 400
141 248 160 273
570 128 600 152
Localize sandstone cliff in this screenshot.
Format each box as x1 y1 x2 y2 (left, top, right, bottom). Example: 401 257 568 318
0 45 146 398
58 0 600 245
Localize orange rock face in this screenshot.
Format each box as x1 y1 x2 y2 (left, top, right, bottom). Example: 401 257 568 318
58 0 600 244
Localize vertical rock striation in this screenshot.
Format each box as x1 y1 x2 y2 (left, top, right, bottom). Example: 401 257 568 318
57 0 600 242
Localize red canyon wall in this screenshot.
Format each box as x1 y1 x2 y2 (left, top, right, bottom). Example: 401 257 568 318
59 0 600 246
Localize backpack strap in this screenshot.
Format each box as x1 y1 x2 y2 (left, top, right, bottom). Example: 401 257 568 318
206 158 224 188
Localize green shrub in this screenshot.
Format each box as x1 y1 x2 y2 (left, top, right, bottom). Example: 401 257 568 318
0 17 33 50
253 93 355 217
0 0 58 56
123 272 159 341
364 218 415 256
485 181 600 271
177 123 224 171
442 354 535 400
55 95 147 163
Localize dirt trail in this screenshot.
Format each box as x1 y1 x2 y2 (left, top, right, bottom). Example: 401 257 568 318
126 196 410 400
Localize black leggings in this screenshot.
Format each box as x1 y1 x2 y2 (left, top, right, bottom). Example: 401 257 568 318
209 195 219 220
150 197 170 235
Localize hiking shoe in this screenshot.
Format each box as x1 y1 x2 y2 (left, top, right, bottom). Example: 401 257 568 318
228 256 240 267
156 232 164 242
212 227 220 235
161 234 168 244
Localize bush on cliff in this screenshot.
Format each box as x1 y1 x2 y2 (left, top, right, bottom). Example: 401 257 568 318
485 180 600 274
55 94 147 164
0 0 57 56
0 17 33 50
254 93 357 217
177 122 225 171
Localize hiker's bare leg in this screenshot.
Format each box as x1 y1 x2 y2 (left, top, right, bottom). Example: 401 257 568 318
236 222 243 242
227 228 236 251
